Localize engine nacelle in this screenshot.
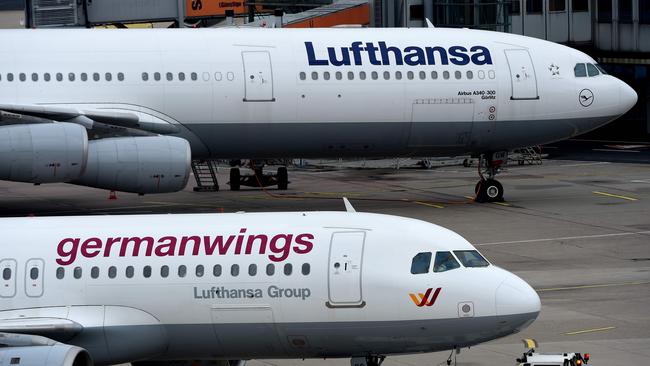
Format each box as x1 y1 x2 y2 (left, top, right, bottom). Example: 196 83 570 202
0 345 93 366
0 123 88 183
74 136 191 194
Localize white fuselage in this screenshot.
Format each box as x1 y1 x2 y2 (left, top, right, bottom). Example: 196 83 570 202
0 28 637 158
0 212 540 365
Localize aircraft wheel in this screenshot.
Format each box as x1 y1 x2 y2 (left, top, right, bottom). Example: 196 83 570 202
277 167 288 190
474 179 504 203
229 168 240 191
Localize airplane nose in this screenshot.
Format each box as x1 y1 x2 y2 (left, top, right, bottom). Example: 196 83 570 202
495 273 541 318
618 80 638 114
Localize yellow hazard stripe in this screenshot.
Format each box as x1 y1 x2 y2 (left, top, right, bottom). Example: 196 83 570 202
593 191 638 201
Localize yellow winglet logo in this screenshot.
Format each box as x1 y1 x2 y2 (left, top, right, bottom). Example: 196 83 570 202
409 287 441 307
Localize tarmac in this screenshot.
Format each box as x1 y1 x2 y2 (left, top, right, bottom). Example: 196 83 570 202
0 153 649 366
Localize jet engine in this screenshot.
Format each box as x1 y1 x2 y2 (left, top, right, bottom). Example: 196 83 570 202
0 345 93 366
0 123 88 183
74 136 191 194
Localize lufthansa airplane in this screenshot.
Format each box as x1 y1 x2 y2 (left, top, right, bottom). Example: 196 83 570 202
0 27 637 201
0 207 540 366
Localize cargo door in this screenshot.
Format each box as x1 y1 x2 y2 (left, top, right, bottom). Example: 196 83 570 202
211 305 283 355
327 231 365 307
408 98 474 149
242 51 275 102
0 259 16 298
505 49 539 100
25 259 44 297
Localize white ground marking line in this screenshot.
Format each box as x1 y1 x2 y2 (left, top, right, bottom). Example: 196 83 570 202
559 162 610 167
475 231 650 246
592 148 641 153
631 179 650 184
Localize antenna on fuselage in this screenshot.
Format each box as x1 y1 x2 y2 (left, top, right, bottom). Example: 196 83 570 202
342 197 356 212
425 18 435 28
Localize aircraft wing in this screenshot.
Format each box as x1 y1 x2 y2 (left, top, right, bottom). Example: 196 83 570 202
0 103 179 136
0 317 82 342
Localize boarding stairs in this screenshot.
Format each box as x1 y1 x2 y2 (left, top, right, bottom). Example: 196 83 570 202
191 160 219 191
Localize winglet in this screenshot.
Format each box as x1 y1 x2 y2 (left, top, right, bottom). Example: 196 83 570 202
343 197 356 212
425 18 435 28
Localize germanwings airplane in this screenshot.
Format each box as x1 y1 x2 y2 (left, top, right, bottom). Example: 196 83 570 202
0 28 637 201
0 207 540 366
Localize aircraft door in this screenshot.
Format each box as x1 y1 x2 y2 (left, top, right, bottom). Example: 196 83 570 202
327 231 366 307
0 259 17 298
504 49 539 100
211 305 284 355
25 259 44 297
242 51 275 102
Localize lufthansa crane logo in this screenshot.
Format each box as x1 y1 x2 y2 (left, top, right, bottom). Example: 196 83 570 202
579 89 594 107
409 287 441 307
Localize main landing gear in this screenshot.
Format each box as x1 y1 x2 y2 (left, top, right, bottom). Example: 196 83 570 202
228 160 289 191
474 151 507 203
350 355 385 366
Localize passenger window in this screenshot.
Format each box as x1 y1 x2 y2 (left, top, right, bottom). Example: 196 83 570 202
142 72 149 81
93 73 100 81
191 72 198 81
154 72 161 81
371 71 378 80
348 71 354 80
178 265 187 278
68 73 75 82
478 70 485 79
143 265 152 278
443 71 450 80
196 265 204 277
488 70 496 79
31 73 38 82
574 63 587 77
215 72 222 81
419 71 426 80
108 266 117 279
126 266 134 278
383 71 390 80
299 72 306 80
105 73 112 81
431 71 438 79
454 250 490 267
81 73 88 82
91 266 99 279
73 267 82 279
410 252 432 274
179 72 185 81
266 263 275 276
455 71 462 79
587 63 599 77
433 251 460 273
324 71 331 80
301 263 310 275
311 71 318 80
231 264 239 277
248 264 257 276
166 72 173 81
407 71 414 80
56 267 64 279
359 71 366 80
7 73 14 82
466 70 473 79
336 71 342 80
161 265 169 278
2 268 11 280
227 71 235 81
19 73 26 82
213 264 222 277
284 263 292 275
118 72 125 81
30 267 39 280
395 71 402 80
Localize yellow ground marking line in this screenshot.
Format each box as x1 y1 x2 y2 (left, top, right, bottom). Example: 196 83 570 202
492 201 511 206
536 281 650 292
564 326 616 335
464 196 475 200
413 201 445 209
593 191 638 201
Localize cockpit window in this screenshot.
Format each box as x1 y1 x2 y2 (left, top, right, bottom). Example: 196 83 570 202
433 251 460 273
574 63 587 77
587 63 599 77
595 64 608 75
454 250 490 267
410 252 432 274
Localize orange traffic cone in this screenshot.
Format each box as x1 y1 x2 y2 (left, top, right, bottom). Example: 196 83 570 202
108 190 117 200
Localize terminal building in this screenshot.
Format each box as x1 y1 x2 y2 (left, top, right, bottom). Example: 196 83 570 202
3 0 649 141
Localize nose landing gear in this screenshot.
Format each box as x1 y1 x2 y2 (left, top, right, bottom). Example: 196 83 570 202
474 152 506 203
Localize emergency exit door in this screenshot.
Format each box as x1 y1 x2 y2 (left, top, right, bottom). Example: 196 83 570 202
25 259 44 297
242 51 275 102
327 231 365 307
504 49 539 100
0 259 16 298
